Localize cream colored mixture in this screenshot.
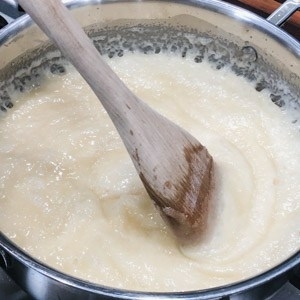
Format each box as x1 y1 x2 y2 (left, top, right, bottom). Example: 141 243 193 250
0 53 299 292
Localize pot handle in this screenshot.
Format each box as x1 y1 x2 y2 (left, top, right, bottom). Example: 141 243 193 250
267 0 300 26
0 248 11 270
0 233 15 271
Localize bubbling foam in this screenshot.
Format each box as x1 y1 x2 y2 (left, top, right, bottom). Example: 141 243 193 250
1 24 299 124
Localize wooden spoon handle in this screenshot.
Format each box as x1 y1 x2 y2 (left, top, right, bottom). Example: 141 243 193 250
18 0 139 134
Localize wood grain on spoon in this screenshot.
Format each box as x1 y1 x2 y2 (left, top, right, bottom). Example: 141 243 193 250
18 0 214 243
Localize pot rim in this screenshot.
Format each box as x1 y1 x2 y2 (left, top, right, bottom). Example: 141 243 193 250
0 0 299 54
0 0 299 298
1 233 300 299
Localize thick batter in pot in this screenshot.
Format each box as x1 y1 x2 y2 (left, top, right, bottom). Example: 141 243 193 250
0 52 299 291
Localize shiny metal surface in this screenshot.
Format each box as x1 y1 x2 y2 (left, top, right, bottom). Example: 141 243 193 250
267 0 300 26
1 232 300 299
0 1 300 299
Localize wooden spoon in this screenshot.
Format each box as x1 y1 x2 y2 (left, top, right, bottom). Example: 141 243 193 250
18 0 214 244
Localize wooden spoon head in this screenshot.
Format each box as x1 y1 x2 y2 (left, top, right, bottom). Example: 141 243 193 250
139 143 214 244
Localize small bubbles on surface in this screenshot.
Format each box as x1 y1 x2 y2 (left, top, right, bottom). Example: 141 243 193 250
270 94 285 108
194 55 203 63
255 81 268 92
155 47 161 54
30 66 41 79
143 45 153 54
240 46 258 63
171 45 177 52
4 100 13 109
181 47 187 58
118 49 124 57
50 64 66 75
108 51 115 59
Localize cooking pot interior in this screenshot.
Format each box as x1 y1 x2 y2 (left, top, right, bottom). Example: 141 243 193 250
0 0 299 299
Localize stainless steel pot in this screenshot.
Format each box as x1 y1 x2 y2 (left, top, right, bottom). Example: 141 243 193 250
0 1 300 299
